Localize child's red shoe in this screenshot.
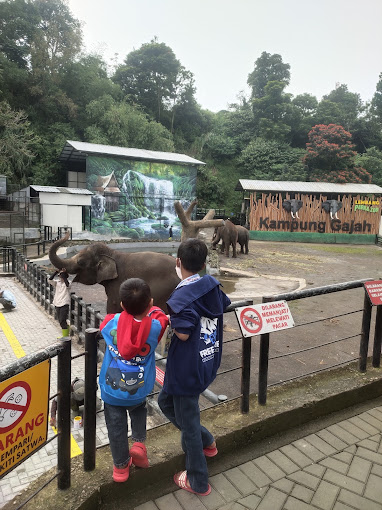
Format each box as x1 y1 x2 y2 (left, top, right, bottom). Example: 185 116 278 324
130 442 149 468
113 457 132 482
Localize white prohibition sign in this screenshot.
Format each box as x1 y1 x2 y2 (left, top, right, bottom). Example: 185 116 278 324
0 381 31 433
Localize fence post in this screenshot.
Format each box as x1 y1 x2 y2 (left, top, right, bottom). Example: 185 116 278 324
84 328 99 471
258 296 272 405
57 336 71 490
372 305 382 367
240 336 252 413
359 292 372 372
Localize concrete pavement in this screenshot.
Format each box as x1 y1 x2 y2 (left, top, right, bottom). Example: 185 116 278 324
135 402 382 510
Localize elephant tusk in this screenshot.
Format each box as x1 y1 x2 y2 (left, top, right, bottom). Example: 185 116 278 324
330 212 333 220
291 212 295 219
296 212 300 219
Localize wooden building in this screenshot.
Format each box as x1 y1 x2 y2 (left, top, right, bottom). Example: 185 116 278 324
235 180 382 244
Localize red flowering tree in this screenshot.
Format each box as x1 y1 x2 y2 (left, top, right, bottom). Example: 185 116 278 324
304 124 371 183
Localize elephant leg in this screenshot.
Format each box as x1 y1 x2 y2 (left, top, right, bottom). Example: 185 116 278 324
245 242 249 254
240 243 244 254
220 241 225 253
232 242 237 258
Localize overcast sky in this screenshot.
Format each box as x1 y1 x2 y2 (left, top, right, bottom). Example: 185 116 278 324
67 0 382 112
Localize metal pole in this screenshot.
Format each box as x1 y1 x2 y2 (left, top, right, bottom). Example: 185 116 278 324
57 336 71 490
373 305 382 368
240 336 252 413
359 293 372 372
84 328 98 471
258 296 272 405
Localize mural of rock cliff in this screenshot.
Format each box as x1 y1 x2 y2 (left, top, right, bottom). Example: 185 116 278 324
87 156 197 240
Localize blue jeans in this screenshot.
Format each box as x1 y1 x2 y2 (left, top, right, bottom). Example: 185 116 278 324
158 390 214 493
104 400 147 468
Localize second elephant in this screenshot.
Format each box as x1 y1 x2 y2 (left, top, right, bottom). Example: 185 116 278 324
236 225 249 254
212 219 238 258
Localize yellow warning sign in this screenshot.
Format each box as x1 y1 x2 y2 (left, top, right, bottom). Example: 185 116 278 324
0 359 50 478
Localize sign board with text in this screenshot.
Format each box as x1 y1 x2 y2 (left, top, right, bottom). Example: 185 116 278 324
0 360 50 478
235 301 294 338
364 280 382 306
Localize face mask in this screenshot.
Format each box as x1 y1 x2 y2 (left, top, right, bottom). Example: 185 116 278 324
175 262 182 280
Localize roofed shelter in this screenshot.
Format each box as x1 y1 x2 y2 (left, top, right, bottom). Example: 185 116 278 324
11 186 93 233
58 141 205 240
235 180 382 244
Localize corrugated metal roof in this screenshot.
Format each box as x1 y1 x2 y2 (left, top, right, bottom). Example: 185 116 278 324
30 185 93 195
235 180 382 195
58 140 205 166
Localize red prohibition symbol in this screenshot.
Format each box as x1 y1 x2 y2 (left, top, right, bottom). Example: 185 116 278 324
0 381 31 433
239 307 263 335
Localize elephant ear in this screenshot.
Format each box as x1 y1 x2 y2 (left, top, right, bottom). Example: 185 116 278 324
322 201 330 213
282 200 292 212
96 255 118 283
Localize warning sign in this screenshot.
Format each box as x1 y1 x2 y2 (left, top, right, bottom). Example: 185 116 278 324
235 301 294 337
0 359 50 478
364 280 382 306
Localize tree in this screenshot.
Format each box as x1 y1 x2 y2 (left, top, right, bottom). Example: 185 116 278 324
239 138 306 180
84 95 175 152
252 81 295 142
113 39 180 123
0 101 38 189
317 85 363 132
247 51 290 99
355 147 382 186
304 124 371 183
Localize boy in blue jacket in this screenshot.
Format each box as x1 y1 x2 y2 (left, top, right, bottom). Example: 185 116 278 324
100 278 168 482
158 238 231 496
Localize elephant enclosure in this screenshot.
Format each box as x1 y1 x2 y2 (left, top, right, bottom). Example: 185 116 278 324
70 239 382 415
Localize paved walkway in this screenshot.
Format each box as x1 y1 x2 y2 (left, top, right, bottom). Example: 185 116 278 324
136 404 382 510
0 277 110 508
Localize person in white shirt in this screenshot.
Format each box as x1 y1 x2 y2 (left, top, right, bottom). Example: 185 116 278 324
48 268 71 337
0 289 16 311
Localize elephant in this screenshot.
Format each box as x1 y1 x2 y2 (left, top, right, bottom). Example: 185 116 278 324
322 200 342 219
212 219 238 258
282 199 303 219
236 225 249 254
49 232 180 314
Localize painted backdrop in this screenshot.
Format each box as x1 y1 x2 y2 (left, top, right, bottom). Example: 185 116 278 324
87 156 197 239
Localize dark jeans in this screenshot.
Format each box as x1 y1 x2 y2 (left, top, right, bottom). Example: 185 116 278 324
56 304 69 329
158 390 214 493
104 400 147 468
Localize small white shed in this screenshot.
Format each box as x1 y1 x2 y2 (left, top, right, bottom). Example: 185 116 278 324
19 186 93 232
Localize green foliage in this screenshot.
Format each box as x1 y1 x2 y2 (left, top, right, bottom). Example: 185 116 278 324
239 138 305 180
0 100 39 189
355 147 382 186
84 95 174 152
247 52 290 99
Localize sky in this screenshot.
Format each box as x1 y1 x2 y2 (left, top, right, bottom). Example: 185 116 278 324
67 0 382 113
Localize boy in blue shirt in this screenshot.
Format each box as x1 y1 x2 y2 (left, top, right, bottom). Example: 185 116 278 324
158 238 231 496
99 278 168 482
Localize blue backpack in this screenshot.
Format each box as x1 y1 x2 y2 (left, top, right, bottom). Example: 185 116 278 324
99 312 162 406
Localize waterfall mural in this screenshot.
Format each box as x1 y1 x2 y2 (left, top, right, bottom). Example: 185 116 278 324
86 156 197 239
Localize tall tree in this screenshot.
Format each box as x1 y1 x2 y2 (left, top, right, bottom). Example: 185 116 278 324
113 39 181 123
304 124 371 183
0 100 38 189
247 51 290 99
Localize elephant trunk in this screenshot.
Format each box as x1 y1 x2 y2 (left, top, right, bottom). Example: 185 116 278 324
49 232 79 274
